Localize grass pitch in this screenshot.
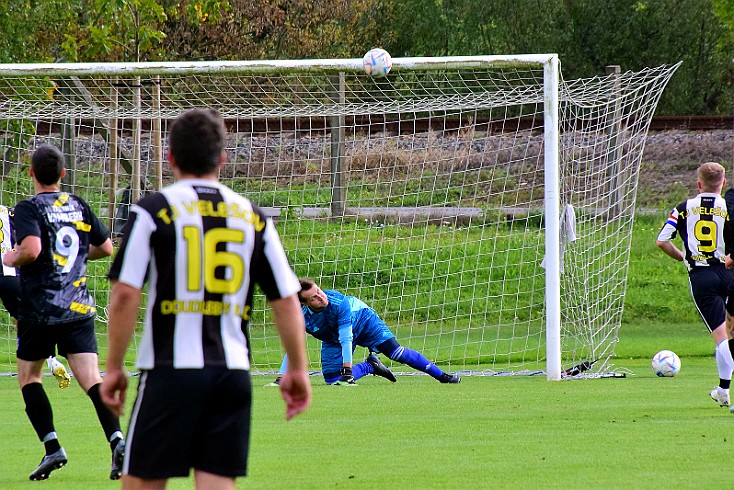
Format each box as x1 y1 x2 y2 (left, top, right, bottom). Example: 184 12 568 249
0 218 726 488
1 353 731 489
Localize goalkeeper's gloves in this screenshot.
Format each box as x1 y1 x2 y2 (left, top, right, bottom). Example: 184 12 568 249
335 366 356 385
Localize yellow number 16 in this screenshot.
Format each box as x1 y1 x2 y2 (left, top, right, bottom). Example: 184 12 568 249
183 226 245 294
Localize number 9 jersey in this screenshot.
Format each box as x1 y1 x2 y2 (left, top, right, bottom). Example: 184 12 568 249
656 192 729 271
13 192 110 324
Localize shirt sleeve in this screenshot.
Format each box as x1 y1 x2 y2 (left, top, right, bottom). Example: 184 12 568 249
12 200 41 246
336 300 354 365
252 217 300 301
107 204 154 288
724 190 734 256
656 207 679 242
83 201 111 246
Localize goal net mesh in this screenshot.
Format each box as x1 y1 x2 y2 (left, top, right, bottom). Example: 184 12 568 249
0 59 678 377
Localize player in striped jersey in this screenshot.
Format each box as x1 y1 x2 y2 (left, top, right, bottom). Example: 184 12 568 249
101 109 310 489
4 144 124 480
0 204 20 320
656 162 734 406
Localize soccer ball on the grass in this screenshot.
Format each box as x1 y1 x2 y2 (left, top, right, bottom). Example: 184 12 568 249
362 48 392 76
651 350 681 377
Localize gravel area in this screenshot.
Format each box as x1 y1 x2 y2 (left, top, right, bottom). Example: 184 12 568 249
638 129 734 207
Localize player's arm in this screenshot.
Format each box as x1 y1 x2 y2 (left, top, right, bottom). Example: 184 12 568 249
101 205 152 417
88 238 113 260
2 235 41 267
270 294 311 420
337 316 354 369
100 280 141 417
655 208 684 261
255 214 311 417
656 240 684 261
3 201 41 267
86 203 114 260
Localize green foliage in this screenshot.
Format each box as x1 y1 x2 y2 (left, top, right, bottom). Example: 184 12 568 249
1 0 732 113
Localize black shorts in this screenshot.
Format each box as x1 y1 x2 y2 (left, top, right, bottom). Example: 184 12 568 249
125 368 252 479
726 279 734 317
0 275 19 319
689 265 732 332
16 316 97 361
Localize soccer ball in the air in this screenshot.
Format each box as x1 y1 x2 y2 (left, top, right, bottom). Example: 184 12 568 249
363 48 392 76
651 350 681 377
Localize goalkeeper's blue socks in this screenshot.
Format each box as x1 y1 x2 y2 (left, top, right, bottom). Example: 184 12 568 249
388 345 444 379
324 361 372 383
352 361 372 380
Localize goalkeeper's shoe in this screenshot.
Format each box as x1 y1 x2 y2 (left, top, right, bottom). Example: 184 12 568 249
710 387 730 406
264 376 282 387
439 373 461 384
365 353 397 383
48 357 71 389
29 447 68 481
110 439 125 480
334 367 357 386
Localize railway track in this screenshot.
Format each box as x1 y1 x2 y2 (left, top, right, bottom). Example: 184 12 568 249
34 115 733 135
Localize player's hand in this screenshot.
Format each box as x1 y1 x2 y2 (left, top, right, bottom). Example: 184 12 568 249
335 366 355 385
726 254 733 269
279 369 311 421
101 367 129 418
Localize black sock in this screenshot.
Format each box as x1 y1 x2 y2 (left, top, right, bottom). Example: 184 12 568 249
43 435 61 454
21 383 59 454
721 379 731 390
87 383 123 450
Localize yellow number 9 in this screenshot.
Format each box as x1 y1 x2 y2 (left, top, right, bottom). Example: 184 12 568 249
695 220 717 253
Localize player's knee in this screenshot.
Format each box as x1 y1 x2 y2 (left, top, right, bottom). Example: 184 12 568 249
323 371 340 384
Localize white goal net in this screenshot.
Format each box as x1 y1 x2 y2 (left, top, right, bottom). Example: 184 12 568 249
0 56 678 379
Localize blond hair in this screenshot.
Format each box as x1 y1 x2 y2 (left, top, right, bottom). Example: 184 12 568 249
697 162 726 193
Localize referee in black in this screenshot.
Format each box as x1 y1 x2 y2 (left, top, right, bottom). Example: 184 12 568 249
101 108 311 489
656 161 734 407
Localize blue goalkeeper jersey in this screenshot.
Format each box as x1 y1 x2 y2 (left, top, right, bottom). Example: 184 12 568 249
302 290 388 364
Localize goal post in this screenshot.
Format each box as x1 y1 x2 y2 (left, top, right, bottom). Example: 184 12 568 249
0 55 678 379
543 55 562 381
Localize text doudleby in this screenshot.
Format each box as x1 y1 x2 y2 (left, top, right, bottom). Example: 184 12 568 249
160 299 251 320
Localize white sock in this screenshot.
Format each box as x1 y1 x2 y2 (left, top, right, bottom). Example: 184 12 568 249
715 340 734 384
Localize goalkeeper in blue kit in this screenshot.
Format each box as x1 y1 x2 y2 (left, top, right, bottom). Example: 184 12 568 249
271 278 460 385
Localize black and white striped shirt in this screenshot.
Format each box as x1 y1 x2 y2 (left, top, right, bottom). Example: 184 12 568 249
0 205 16 277
657 192 729 271
108 179 299 370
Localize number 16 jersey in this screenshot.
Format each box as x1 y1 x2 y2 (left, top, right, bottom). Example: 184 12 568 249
107 179 299 371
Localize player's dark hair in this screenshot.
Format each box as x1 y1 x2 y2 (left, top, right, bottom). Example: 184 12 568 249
31 144 65 185
298 277 317 303
168 108 226 176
